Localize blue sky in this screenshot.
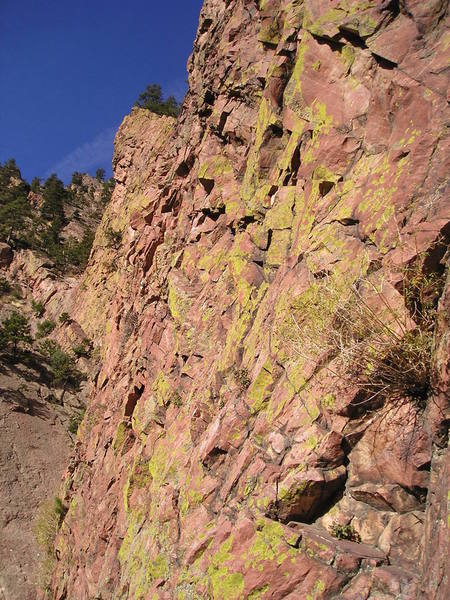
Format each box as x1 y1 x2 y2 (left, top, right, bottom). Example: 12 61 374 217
0 0 203 183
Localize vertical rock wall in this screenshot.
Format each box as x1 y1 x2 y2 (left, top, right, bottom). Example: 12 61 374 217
49 1 449 599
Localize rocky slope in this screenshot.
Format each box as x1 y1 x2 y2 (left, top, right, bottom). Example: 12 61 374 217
46 1 448 599
0 174 106 599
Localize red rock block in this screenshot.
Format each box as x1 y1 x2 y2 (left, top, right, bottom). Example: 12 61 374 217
347 401 432 491
367 15 418 65
270 464 347 523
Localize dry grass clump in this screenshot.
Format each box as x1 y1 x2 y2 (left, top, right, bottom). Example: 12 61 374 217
329 522 361 542
289 259 443 409
34 496 67 591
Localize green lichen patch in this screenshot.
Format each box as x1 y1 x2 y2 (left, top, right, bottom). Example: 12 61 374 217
242 519 298 573
258 15 281 46
152 370 178 407
219 281 269 371
168 277 193 325
303 1 379 39
198 156 233 183
248 360 274 415
306 578 326 600
113 421 128 455
123 457 152 512
266 376 296 424
240 97 283 209
207 536 245 600
266 229 291 267
179 472 206 519
264 187 296 231
248 584 270 599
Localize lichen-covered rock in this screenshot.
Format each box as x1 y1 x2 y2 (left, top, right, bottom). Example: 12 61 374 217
46 1 449 599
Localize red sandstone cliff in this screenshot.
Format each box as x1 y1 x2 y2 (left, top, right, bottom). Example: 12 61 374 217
45 1 449 599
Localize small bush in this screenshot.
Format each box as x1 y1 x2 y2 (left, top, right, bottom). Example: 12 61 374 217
330 522 361 542
0 276 11 295
9 285 23 300
72 337 92 359
59 312 72 325
31 299 45 317
101 178 115 205
30 177 41 193
34 498 59 552
105 226 122 250
68 409 85 434
233 367 251 391
36 319 56 339
63 228 95 269
53 496 68 521
38 339 60 357
71 171 83 186
34 496 67 590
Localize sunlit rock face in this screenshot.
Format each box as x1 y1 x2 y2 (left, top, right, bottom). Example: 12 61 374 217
47 1 449 599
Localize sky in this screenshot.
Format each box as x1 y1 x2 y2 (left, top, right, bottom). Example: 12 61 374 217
0 0 203 183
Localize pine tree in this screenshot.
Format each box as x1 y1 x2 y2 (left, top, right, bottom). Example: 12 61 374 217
0 310 32 360
134 84 180 117
41 174 66 227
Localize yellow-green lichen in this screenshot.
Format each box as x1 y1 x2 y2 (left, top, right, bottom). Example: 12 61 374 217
123 458 152 512
198 156 233 182
208 536 244 600
248 584 270 599
243 519 297 572
113 421 128 455
152 371 172 406
306 578 326 600
264 187 296 231
266 229 292 267
248 360 274 415
168 279 192 324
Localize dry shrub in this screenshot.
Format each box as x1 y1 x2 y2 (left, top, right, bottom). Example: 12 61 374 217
330 522 361 542
289 259 443 410
34 496 66 591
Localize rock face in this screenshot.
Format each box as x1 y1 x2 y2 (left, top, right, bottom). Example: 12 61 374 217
46 1 448 599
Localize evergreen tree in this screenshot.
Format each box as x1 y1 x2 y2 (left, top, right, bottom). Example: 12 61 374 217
41 174 66 227
0 197 31 244
39 339 80 387
0 310 32 360
0 159 30 205
101 178 115 205
134 84 180 117
30 177 41 193
64 229 95 269
162 95 180 117
71 172 83 186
